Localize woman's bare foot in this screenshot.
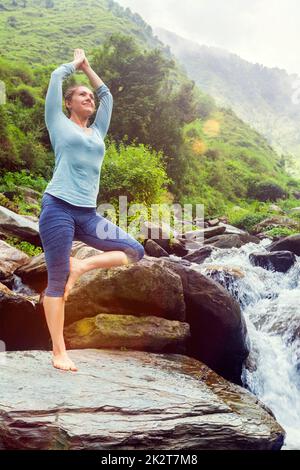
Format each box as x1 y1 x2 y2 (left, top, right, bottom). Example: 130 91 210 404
52 351 78 372
64 256 86 301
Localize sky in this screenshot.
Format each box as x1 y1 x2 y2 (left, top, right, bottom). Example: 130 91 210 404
116 0 300 76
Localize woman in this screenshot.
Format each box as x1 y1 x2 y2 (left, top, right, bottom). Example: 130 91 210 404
39 49 145 372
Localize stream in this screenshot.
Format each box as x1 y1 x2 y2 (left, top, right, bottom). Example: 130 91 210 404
185 238 300 450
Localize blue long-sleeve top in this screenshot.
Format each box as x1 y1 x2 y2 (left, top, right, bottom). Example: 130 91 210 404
44 61 113 207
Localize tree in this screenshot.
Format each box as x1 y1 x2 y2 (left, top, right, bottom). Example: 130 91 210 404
90 33 198 192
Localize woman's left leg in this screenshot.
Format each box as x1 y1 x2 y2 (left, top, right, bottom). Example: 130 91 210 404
63 210 145 300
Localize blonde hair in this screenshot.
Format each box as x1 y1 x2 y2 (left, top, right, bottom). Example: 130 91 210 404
64 85 80 118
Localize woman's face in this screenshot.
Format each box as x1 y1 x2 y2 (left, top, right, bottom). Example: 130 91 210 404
66 86 95 118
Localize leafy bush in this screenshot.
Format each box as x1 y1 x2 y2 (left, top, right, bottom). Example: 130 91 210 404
0 170 47 194
247 181 287 202
4 236 43 257
12 195 41 217
100 140 172 206
229 211 268 232
264 226 299 238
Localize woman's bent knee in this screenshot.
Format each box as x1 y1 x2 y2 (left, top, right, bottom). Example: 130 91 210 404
125 242 145 263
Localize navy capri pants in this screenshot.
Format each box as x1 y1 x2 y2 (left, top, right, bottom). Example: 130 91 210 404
38 192 145 297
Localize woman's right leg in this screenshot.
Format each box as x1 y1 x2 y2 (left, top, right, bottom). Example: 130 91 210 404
39 195 77 371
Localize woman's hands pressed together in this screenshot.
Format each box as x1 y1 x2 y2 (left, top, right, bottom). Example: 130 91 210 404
71 48 105 90
72 48 91 72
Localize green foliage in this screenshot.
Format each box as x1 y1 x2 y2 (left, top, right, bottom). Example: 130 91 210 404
232 212 269 232
0 171 47 216
247 180 287 202
90 32 199 187
0 170 46 193
0 193 19 212
100 140 172 206
264 226 299 237
224 201 270 231
12 194 41 216
4 235 42 256
9 84 36 107
223 198 300 234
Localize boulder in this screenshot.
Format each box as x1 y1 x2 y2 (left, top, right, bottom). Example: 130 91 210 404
0 350 285 450
268 204 285 214
65 313 190 353
64 256 186 325
154 258 249 385
141 221 188 256
0 240 30 280
218 222 249 235
183 225 226 241
182 246 215 264
289 207 300 215
203 233 260 249
206 218 220 227
0 205 41 245
144 239 169 258
267 233 300 256
249 251 296 273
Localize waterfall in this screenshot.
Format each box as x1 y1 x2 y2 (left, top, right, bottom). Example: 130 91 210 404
184 238 300 450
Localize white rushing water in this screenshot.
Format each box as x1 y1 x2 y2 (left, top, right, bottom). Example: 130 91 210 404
184 238 300 450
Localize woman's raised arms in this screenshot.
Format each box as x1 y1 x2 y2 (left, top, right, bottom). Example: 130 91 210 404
78 55 114 140
44 49 85 129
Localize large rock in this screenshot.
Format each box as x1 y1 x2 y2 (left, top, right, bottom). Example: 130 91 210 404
64 313 190 353
0 205 41 245
183 225 226 241
0 240 30 280
203 233 260 249
182 246 215 264
249 251 296 273
267 233 300 256
141 221 189 256
64 256 186 326
154 258 249 385
144 239 169 258
218 222 249 235
0 350 285 450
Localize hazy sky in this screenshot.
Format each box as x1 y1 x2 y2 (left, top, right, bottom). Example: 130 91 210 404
117 0 299 76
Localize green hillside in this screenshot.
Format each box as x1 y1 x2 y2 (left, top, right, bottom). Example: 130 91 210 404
0 0 169 65
155 27 300 177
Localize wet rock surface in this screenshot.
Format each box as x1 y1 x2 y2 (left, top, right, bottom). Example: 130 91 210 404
0 349 285 450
